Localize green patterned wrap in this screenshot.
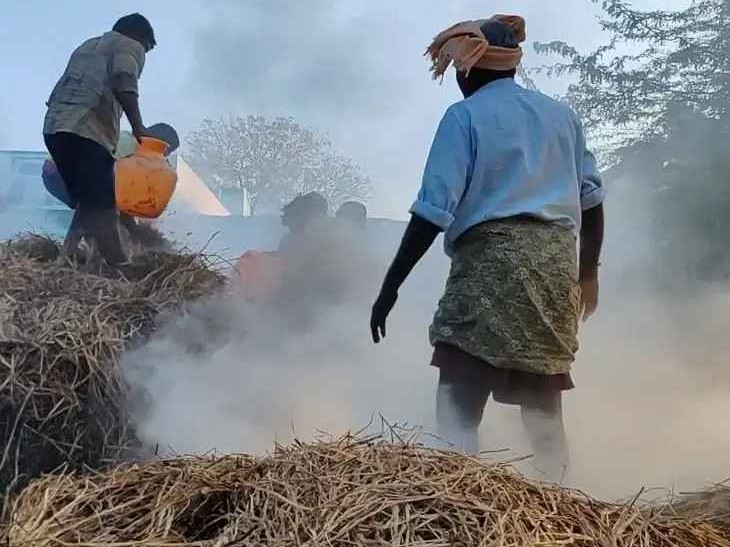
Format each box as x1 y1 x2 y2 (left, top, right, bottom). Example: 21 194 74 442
430 217 580 375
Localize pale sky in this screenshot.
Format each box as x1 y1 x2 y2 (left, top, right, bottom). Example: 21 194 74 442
0 0 685 217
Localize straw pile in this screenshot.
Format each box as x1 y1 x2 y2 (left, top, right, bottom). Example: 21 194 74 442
6 434 729 547
673 483 730 538
0 235 224 512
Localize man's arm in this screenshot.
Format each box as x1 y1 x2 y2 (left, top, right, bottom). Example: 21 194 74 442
370 106 472 343
574 120 606 320
580 204 603 279
115 91 145 140
579 203 604 321
371 215 441 342
111 52 146 141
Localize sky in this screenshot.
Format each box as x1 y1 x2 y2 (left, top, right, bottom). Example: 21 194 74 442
0 0 686 218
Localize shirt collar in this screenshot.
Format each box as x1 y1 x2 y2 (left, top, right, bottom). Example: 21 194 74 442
474 77 519 96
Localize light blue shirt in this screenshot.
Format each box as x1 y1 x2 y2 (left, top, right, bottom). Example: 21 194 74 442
410 78 604 255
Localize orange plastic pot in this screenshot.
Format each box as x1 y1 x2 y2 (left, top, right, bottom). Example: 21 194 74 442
115 137 177 219
234 250 285 300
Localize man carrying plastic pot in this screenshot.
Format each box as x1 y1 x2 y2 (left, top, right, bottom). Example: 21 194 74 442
42 13 156 265
43 124 180 256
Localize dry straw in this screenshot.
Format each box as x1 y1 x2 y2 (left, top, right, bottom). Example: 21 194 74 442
0 235 224 515
672 482 730 539
6 434 730 547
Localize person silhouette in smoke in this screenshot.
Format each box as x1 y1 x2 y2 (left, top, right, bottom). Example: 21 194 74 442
272 192 333 327
277 193 374 325
278 192 330 253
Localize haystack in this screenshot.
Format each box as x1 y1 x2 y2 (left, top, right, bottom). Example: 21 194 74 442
7 435 729 546
0 235 224 512
673 483 730 538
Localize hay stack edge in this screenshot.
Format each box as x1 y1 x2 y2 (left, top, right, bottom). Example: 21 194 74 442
1 235 729 546
0 235 224 511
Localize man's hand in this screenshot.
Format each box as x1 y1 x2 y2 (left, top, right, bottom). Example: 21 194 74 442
370 290 398 343
579 274 599 321
132 124 147 144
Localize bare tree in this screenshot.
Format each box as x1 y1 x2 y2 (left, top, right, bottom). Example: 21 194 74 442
185 116 372 214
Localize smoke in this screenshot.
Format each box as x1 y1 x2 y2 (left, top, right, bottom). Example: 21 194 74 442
191 1 402 121
123 223 446 456
118 0 730 502
124 200 730 501
187 0 443 218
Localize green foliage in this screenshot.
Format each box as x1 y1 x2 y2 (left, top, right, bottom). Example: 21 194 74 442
535 0 729 144
536 0 730 290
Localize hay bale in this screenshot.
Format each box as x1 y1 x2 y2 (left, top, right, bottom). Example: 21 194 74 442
6 435 729 546
672 483 730 538
0 236 224 512
5 234 61 262
119 221 176 257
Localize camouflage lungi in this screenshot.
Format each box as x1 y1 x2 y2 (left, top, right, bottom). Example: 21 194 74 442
430 217 580 376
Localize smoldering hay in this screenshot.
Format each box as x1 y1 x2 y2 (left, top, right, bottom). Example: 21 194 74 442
0 234 224 513
6 432 730 547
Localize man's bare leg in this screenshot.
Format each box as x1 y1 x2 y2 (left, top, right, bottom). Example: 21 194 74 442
436 368 490 455
85 208 128 266
62 208 84 256
521 394 569 483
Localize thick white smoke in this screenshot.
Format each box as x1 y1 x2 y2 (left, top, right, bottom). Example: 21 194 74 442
121 0 730 503
123 206 730 501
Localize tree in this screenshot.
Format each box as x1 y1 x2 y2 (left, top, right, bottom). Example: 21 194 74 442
534 0 730 290
185 116 372 214
535 0 729 149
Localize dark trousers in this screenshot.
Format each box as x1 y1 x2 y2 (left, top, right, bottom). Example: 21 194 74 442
44 132 126 265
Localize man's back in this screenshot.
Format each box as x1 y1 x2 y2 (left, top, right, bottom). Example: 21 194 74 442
451 79 585 236
412 77 602 255
44 31 146 154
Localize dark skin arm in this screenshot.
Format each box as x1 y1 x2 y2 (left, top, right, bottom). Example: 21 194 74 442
370 214 441 342
114 90 146 142
578 203 604 320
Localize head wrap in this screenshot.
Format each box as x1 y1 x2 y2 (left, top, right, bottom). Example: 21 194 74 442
426 15 526 80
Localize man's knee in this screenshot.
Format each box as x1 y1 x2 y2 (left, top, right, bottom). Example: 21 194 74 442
436 375 488 429
521 390 562 416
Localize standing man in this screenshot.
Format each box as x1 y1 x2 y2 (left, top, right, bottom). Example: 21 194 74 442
43 13 156 265
44 123 179 256
370 16 605 481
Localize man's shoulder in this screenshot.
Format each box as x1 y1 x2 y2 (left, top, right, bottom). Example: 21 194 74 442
521 88 577 117
440 99 473 128
102 31 146 59
73 35 103 54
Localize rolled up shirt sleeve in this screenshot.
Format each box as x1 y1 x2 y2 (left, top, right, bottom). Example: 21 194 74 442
574 121 605 211
110 52 142 95
580 149 605 211
409 106 473 231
